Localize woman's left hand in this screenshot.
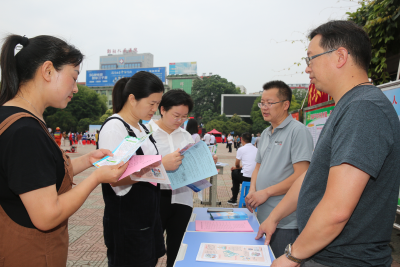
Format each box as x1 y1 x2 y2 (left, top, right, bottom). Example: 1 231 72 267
87 149 114 165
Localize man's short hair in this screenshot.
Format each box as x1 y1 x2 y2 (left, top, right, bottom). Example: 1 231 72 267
262 80 292 104
308 20 371 72
241 132 251 143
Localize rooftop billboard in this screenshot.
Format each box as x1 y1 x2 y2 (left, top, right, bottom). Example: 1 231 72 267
221 94 261 117
169 62 197 75
86 67 166 87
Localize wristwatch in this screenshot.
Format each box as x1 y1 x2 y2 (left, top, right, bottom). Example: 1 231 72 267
284 243 304 264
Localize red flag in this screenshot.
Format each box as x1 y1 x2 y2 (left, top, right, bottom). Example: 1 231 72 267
308 84 329 106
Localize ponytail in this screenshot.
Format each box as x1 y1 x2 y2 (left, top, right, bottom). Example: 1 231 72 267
0 35 28 106
111 71 165 114
0 34 83 106
112 77 130 113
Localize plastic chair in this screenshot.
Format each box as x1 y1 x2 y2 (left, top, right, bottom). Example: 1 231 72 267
238 181 257 212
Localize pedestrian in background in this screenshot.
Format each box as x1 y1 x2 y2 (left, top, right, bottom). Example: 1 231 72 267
54 127 62 147
186 119 201 143
227 133 233 153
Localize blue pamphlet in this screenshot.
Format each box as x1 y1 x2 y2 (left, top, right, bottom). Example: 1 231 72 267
167 141 218 190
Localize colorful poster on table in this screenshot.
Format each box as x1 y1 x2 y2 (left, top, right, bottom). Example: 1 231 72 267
305 105 335 148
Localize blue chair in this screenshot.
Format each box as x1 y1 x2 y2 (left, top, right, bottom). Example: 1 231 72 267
238 181 257 212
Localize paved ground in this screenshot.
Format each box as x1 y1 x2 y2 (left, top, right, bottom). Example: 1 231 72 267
63 141 400 267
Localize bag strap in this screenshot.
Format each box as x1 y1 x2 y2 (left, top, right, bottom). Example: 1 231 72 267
0 112 69 162
97 116 158 155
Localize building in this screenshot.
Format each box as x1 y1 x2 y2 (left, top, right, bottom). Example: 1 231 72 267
166 62 199 95
236 85 247 94
288 83 309 89
166 74 199 95
100 49 153 70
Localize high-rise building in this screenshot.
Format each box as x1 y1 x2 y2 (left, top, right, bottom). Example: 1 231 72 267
99 49 153 70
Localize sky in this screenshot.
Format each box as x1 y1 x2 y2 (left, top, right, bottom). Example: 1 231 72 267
0 0 360 93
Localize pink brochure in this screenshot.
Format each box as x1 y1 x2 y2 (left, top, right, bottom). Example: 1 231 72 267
195 220 253 232
119 155 162 181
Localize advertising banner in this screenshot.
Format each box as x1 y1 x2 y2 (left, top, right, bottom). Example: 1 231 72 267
305 105 335 148
169 62 197 75
86 67 166 87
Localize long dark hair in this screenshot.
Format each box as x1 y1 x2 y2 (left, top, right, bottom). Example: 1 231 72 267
186 119 199 135
0 34 84 106
112 71 165 113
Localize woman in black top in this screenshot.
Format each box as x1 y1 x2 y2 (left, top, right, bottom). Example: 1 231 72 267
0 34 127 266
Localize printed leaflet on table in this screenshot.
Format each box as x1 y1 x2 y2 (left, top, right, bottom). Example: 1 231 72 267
195 220 253 232
196 243 271 266
167 141 218 190
93 133 153 167
210 212 249 220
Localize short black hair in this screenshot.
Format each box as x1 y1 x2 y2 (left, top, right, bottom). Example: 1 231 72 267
186 119 198 135
262 80 292 104
308 20 371 72
159 89 194 115
241 132 251 143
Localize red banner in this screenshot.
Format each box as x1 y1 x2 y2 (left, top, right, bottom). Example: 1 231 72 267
308 84 329 106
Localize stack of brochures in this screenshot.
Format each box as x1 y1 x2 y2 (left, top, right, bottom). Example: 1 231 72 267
93 134 152 168
209 212 249 220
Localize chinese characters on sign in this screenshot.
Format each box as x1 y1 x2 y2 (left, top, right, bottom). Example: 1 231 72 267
107 48 138 54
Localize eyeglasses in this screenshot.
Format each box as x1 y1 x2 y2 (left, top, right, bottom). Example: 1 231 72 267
258 100 288 108
305 49 350 66
172 114 188 122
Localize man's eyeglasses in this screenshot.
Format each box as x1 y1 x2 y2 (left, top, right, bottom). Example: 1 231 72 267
305 48 350 66
258 100 288 108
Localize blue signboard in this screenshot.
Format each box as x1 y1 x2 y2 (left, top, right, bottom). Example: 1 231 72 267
86 67 166 87
383 86 400 119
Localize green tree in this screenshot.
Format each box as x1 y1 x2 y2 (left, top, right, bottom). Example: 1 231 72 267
100 109 113 123
46 110 78 132
250 96 270 134
44 84 107 122
348 0 400 84
191 75 241 119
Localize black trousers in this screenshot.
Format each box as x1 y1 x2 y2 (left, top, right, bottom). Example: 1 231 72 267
227 143 232 152
231 169 251 200
160 190 192 267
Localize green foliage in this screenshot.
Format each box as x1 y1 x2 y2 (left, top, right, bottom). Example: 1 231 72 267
46 110 78 132
191 75 241 119
205 114 251 136
201 110 229 124
44 84 108 132
347 0 400 84
250 96 270 134
100 109 113 123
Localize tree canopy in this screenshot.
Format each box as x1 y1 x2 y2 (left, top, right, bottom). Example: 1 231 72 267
348 0 400 84
44 84 108 132
191 75 241 120
205 114 251 136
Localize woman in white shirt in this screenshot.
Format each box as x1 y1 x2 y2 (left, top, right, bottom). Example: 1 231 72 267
98 72 183 267
186 119 201 143
146 90 195 267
